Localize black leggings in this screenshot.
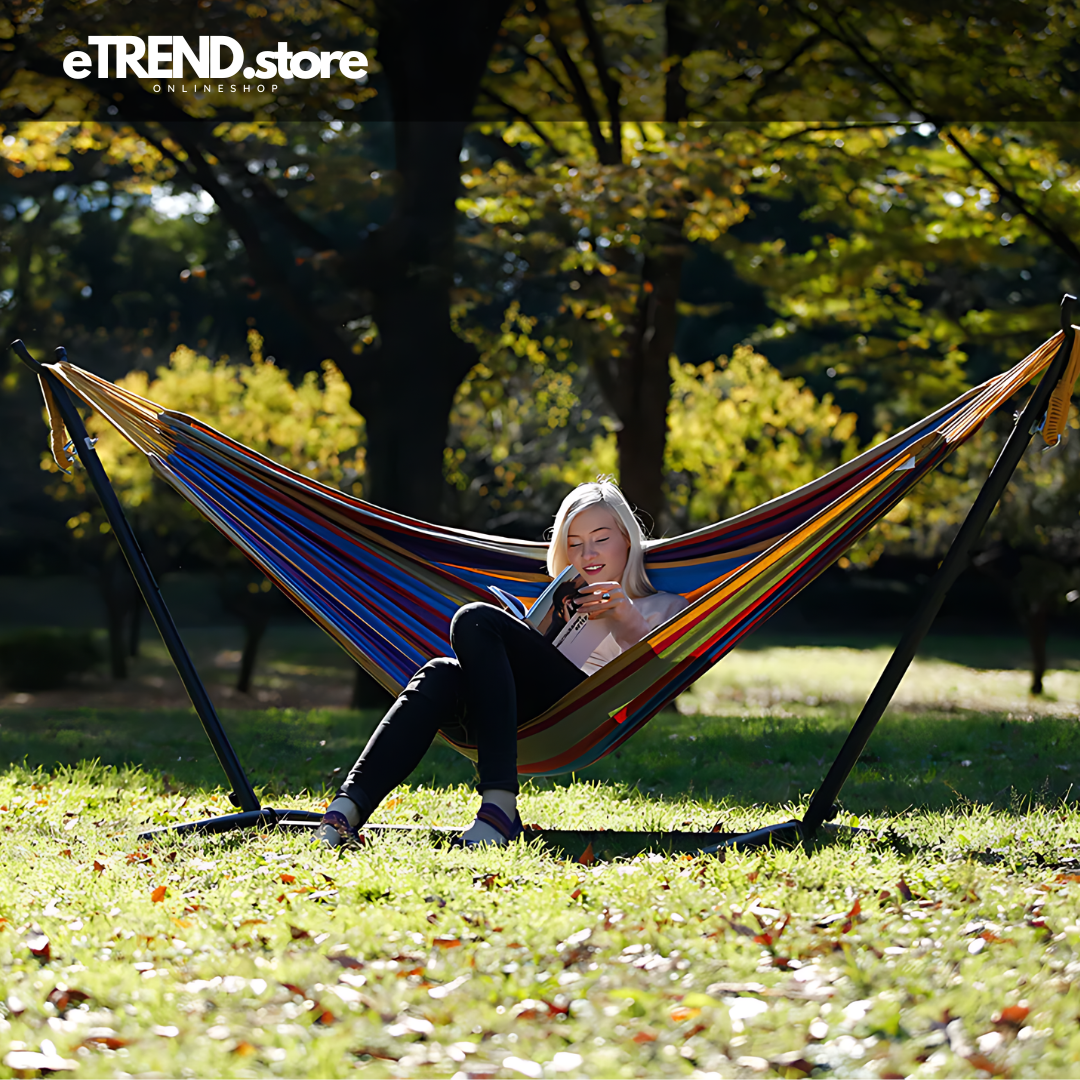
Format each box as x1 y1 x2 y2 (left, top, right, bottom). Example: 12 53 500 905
337 602 588 822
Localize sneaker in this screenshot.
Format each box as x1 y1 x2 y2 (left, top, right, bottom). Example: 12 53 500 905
463 802 524 847
316 810 363 849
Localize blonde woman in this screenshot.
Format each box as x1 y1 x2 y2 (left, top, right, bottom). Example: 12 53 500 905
319 478 688 848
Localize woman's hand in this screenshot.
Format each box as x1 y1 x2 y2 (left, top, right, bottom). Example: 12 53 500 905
575 581 650 649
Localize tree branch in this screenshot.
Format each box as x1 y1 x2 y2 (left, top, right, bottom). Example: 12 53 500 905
797 2 1080 268
572 0 622 135
535 0 620 164
743 31 825 112
479 87 557 152
501 33 577 102
938 127 1080 267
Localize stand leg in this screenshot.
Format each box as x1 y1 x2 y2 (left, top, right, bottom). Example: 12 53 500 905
11 340 262 817
799 295 1078 841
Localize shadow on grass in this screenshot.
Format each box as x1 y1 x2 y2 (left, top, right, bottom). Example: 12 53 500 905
3 703 1078 815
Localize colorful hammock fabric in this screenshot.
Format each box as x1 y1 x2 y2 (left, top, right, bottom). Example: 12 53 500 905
36 332 1072 776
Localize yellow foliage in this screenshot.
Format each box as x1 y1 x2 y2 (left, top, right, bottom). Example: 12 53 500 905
46 339 366 542
665 346 858 527
0 120 175 181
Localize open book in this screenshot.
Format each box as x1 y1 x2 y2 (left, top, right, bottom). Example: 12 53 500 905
489 564 612 668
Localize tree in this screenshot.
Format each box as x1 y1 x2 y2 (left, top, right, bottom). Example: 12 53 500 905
4 0 511 520
46 332 366 691
6 0 1079 540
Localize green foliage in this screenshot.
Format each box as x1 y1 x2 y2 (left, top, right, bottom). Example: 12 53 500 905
665 346 858 529
0 628 99 691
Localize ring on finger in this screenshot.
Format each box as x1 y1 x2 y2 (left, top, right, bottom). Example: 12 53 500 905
601 592 611 600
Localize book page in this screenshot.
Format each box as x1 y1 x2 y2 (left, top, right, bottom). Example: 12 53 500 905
550 610 613 668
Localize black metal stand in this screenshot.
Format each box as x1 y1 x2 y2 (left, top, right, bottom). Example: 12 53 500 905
12 300 1077 854
10 339 322 840
740 293 1080 851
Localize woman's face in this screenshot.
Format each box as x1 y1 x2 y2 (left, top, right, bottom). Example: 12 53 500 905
566 505 630 584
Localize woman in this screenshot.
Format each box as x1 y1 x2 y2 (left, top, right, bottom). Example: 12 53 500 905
318 478 688 848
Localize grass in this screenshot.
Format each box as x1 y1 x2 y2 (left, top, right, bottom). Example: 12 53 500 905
1 640 1080 1078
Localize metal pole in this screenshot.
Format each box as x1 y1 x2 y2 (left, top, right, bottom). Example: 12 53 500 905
10 340 263 817
800 294 1078 840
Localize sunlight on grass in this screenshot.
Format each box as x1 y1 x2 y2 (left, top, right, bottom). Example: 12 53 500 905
2 642 1079 1077
680 645 1080 718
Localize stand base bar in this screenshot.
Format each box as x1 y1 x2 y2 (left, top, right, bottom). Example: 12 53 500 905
138 815 853 858
138 808 322 840
699 820 804 853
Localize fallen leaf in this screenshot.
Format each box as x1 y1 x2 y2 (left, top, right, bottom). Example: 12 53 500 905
151 886 167 904
280 873 296 884
841 897 862 934
578 842 595 866
772 1057 815 1078
26 930 51 960
965 1053 1004 1076
82 1035 129 1050
433 936 462 948
289 925 310 940
671 1005 701 1022
329 954 364 969
351 1045 401 1062
93 860 106 874
233 1041 257 1056
994 1004 1030 1026
47 988 90 1012
58 848 72 858
632 1029 658 1043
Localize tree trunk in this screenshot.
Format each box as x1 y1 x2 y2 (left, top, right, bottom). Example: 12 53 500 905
99 554 139 680
237 618 268 696
128 599 141 659
587 3 695 534
1027 603 1049 696
218 574 278 695
351 662 394 711
614 247 684 533
344 2 511 519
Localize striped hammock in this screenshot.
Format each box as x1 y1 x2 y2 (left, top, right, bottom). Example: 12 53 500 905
37 333 1069 776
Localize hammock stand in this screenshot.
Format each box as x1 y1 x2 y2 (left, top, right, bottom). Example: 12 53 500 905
10 295 1078 856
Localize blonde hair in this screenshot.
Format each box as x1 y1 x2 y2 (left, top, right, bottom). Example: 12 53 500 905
546 478 655 599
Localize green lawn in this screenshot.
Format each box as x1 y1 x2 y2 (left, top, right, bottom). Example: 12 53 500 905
2 641 1080 1078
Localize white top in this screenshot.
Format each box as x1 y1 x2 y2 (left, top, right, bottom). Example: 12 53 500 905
579 591 690 676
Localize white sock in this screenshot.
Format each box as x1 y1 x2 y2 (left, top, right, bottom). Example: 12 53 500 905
462 788 518 846
316 796 362 847
328 796 361 827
